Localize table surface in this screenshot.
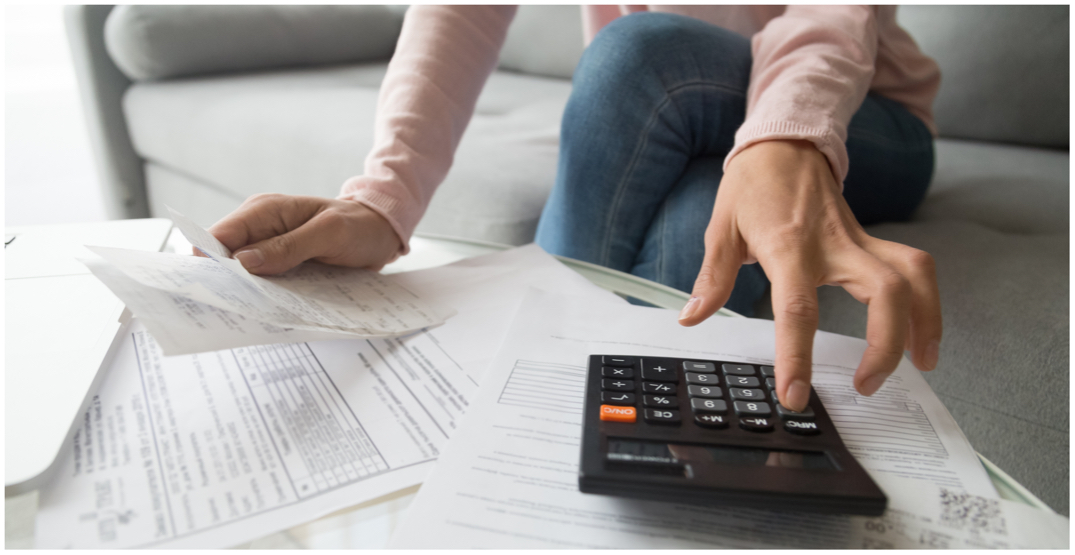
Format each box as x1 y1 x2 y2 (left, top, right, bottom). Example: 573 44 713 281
4 230 1050 549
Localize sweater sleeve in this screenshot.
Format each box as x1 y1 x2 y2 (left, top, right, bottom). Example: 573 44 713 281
723 5 878 185
338 6 517 256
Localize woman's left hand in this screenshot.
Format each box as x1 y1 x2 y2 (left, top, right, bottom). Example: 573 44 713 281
677 139 941 412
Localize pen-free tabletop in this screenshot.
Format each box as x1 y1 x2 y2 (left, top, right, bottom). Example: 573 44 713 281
242 233 1052 548
4 231 1051 549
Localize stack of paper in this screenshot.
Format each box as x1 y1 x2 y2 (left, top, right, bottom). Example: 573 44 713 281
34 211 1068 549
82 209 455 355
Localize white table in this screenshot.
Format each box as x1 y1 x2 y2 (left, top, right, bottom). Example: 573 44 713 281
4 231 1051 549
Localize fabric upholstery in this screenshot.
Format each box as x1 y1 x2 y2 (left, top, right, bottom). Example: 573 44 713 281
126 64 571 242
898 5 1069 148
104 5 403 81
498 5 584 80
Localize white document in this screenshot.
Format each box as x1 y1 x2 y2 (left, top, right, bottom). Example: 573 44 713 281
81 209 453 355
390 290 1066 548
34 246 623 548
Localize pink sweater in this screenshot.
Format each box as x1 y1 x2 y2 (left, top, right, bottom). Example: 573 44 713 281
339 6 940 255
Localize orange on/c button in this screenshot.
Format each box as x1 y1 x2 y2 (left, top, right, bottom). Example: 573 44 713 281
600 404 637 423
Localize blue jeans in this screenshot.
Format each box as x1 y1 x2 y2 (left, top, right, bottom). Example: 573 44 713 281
534 13 935 316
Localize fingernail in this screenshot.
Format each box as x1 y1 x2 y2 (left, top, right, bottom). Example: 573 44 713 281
860 373 890 396
235 249 263 270
785 379 810 411
678 296 701 321
924 340 940 371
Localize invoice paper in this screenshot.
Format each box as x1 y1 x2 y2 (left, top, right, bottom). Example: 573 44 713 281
34 246 623 548
80 208 453 355
390 290 1067 548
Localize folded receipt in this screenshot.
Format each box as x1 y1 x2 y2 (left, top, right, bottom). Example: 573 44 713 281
81 208 454 355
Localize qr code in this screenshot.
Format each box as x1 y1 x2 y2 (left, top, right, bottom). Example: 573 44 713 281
938 488 1007 535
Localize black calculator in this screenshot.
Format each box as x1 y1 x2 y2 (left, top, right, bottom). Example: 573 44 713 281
578 355 887 515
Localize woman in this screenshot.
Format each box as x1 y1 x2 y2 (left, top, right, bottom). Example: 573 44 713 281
206 6 942 412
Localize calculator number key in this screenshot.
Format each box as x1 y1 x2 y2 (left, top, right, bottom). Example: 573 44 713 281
726 375 760 388
729 388 766 401
685 372 719 385
601 392 636 405
600 405 637 423
643 409 681 425
733 400 772 416
760 365 775 378
687 385 722 398
602 379 635 392
681 361 715 373
775 403 815 420
690 398 728 413
695 413 729 429
601 366 634 378
644 395 679 408
643 382 677 395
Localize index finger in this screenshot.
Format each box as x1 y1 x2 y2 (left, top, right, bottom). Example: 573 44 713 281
767 262 820 412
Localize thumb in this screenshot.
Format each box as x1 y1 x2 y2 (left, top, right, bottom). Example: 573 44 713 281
233 221 325 275
679 225 743 326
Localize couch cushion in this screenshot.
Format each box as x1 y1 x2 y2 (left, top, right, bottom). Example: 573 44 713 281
125 63 572 242
899 5 1069 148
915 139 1070 234
105 5 403 82
499 5 585 80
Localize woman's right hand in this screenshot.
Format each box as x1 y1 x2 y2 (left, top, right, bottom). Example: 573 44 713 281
201 194 403 275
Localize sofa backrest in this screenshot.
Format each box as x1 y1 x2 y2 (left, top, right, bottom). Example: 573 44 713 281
500 5 1070 149
104 5 404 81
898 5 1069 149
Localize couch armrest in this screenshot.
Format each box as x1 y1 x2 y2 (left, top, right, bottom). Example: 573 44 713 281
65 5 149 219
104 5 405 82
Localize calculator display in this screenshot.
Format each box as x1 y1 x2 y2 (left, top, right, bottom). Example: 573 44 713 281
607 438 837 470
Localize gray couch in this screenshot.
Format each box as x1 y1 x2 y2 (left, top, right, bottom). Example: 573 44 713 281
66 5 1069 514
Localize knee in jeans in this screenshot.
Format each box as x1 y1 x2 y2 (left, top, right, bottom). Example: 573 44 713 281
579 13 745 85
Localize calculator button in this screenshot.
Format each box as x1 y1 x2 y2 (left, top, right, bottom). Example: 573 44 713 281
687 385 722 398
602 366 634 378
690 398 728 413
784 420 820 435
775 403 815 420
600 405 637 423
681 361 716 373
685 372 719 385
726 375 760 388
760 365 775 378
721 363 755 376
733 400 772 416
765 377 776 390
643 382 677 395
601 392 636 405
644 395 679 408
602 379 635 392
643 409 681 425
729 388 766 401
602 356 635 367
694 413 729 429
641 362 678 382
739 417 774 432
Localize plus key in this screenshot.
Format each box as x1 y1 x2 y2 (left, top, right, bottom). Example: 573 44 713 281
641 359 679 383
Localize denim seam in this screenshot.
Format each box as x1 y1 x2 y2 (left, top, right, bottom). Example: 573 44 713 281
601 81 746 267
